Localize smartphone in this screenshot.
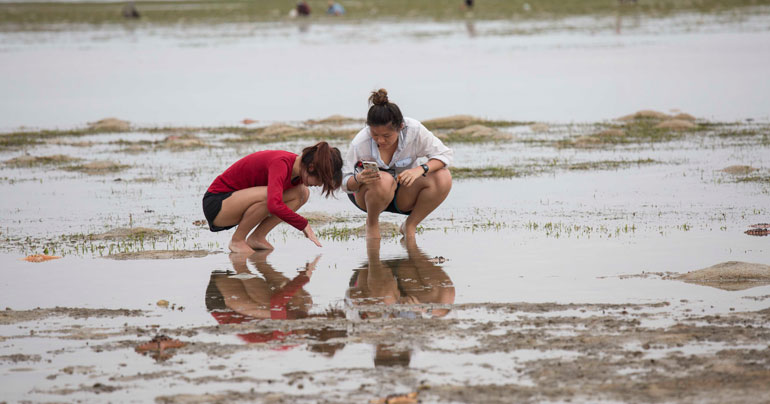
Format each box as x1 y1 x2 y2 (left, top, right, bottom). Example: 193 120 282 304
362 161 379 172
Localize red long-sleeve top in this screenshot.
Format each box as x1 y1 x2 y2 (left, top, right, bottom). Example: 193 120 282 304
207 150 308 231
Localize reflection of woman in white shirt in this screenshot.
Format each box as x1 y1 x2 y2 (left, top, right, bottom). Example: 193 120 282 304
342 89 453 239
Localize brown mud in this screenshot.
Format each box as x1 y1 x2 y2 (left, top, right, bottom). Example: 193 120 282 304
104 250 212 260
4 302 769 403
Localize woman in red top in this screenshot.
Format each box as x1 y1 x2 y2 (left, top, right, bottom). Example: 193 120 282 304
203 142 343 253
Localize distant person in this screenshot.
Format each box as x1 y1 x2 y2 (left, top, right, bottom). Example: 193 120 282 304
203 142 343 253
297 1 311 16
327 1 345 16
342 89 453 239
122 1 140 19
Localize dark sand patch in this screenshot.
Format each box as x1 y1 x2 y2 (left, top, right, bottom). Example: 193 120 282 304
63 160 130 174
0 354 42 362
677 261 770 290
4 154 81 167
0 307 143 325
104 250 211 260
89 227 170 241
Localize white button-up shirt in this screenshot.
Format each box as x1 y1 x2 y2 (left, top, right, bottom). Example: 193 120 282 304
341 117 454 194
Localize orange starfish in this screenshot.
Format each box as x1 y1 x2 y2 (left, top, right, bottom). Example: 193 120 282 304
135 335 186 361
22 254 62 263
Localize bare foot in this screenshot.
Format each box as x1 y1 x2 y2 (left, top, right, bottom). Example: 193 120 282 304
246 237 274 250
228 240 255 254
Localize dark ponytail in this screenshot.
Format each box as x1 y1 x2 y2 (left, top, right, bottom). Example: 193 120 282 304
300 141 343 197
366 88 404 129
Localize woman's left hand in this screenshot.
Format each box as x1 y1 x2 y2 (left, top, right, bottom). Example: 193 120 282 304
397 167 424 187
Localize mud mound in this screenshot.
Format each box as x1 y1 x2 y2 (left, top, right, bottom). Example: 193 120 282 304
617 110 670 121
422 115 480 130
65 160 129 174
572 135 604 148
721 165 758 175
4 154 79 167
655 119 696 130
304 211 336 225
529 123 550 132
88 118 130 131
305 115 361 125
678 261 770 290
161 134 206 149
91 227 169 241
673 113 696 121
261 123 302 137
448 125 513 141
104 250 210 260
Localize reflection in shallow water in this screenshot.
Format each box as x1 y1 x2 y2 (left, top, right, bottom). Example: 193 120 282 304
203 239 455 365
346 238 455 366
205 251 346 354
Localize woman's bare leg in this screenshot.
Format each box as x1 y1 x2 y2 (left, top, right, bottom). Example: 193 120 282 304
246 185 310 250
395 168 452 239
213 187 270 253
355 174 396 239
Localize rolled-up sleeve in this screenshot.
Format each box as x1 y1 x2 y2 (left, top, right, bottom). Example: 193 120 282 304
418 124 453 167
341 143 359 194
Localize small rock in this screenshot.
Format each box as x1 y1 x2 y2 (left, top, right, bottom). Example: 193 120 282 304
156 300 169 307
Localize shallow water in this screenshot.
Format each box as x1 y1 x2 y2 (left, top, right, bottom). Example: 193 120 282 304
2 13 770 129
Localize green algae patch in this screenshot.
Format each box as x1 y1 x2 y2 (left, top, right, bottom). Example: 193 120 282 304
318 222 400 241
451 166 523 179
4 154 81 167
567 158 657 171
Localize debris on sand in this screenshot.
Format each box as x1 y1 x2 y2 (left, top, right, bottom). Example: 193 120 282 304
370 391 419 404
192 219 207 227
135 335 186 362
90 227 170 241
677 261 770 290
721 165 759 175
4 154 80 167
529 123 550 132
88 118 130 131
104 250 210 260
446 125 513 142
64 160 129 174
21 254 61 263
305 115 362 125
161 134 207 149
655 119 697 130
745 223 770 236
617 110 671 121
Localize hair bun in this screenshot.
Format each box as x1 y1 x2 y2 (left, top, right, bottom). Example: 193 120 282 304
369 88 389 106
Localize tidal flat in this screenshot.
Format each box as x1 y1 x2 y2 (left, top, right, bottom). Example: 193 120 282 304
1 111 769 403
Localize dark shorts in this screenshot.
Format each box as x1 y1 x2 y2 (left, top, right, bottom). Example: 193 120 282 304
202 191 236 232
347 183 412 216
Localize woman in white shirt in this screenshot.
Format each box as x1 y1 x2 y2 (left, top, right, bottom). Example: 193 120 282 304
342 89 453 239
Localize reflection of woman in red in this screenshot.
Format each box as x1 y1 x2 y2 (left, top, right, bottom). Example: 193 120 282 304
205 252 345 353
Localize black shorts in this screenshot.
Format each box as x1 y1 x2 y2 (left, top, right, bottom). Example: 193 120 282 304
347 183 412 215
202 191 235 232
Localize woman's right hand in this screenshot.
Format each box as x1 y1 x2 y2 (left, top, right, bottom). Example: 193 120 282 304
303 224 322 247
355 169 381 186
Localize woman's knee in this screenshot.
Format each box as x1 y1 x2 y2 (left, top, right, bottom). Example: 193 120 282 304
284 184 310 204
366 174 396 197
432 168 453 192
